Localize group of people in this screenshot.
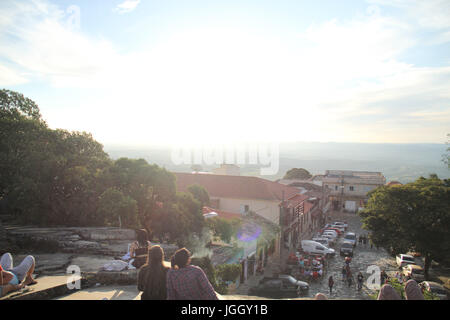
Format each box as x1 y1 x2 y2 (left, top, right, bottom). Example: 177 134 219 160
0 252 38 298
127 229 218 300
358 234 368 246
137 245 218 300
296 255 325 281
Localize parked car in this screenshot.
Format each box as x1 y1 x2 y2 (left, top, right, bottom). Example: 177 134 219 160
340 241 354 257
249 276 309 298
312 237 332 247
321 231 337 239
321 226 341 234
333 221 348 230
396 254 416 268
319 233 336 245
301 240 335 257
278 275 310 294
419 281 449 300
322 230 338 239
343 232 357 247
330 225 345 233
324 228 342 236
401 264 424 282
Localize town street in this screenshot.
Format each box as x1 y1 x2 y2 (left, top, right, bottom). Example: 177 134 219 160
306 211 398 299
236 211 402 299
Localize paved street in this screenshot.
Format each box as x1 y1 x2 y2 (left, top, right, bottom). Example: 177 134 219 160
236 211 400 300
306 211 398 299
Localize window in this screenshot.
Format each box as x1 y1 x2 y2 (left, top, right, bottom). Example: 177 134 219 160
349 186 354 191
315 246 324 251
335 186 338 191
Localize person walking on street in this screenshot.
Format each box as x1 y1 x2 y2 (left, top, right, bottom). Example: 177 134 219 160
357 272 364 291
328 276 334 295
380 270 388 285
342 265 347 281
347 271 353 288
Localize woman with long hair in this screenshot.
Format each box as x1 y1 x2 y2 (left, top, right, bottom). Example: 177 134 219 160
137 245 169 300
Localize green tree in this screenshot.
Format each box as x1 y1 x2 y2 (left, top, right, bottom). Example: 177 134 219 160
360 175 450 278
99 158 176 230
187 184 210 207
97 188 138 227
206 217 236 243
283 168 312 180
0 89 42 120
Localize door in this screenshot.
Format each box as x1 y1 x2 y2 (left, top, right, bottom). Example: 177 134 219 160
345 201 356 212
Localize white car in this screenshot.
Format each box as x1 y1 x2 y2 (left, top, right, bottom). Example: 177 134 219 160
300 240 335 257
320 234 336 245
419 281 448 300
312 237 332 247
322 230 338 238
396 254 416 268
334 221 348 229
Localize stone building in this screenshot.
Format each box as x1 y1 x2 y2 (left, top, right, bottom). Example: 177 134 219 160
322 170 386 212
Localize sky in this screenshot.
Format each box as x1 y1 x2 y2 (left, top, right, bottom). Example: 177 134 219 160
1 0 449 147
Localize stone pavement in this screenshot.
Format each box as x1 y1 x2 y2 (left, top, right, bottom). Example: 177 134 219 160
234 211 401 299
1 275 71 300
306 211 398 299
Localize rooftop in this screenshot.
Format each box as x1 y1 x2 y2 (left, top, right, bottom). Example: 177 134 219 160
174 172 300 202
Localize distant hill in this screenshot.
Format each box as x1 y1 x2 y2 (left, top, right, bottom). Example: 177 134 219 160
104 142 449 184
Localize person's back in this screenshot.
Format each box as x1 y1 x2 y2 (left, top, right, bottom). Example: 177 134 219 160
137 245 169 300
167 265 218 300
166 248 218 300
138 264 169 300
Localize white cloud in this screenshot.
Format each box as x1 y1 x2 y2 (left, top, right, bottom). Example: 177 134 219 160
0 64 29 86
0 0 449 144
0 0 120 87
368 0 450 44
114 0 141 14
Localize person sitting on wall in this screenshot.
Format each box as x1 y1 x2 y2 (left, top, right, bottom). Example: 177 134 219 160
129 229 152 269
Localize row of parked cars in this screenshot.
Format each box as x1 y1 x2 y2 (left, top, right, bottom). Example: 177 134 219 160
303 221 349 255
396 253 448 300
306 221 358 258
247 222 351 299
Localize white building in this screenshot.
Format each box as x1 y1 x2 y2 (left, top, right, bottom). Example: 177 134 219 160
322 170 386 212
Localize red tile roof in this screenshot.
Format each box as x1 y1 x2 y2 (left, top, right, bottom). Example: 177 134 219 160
202 207 242 220
174 172 300 202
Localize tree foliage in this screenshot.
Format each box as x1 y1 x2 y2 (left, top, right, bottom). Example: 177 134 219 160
360 175 450 277
283 168 312 180
97 188 138 228
187 184 210 207
206 217 240 243
0 89 205 242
